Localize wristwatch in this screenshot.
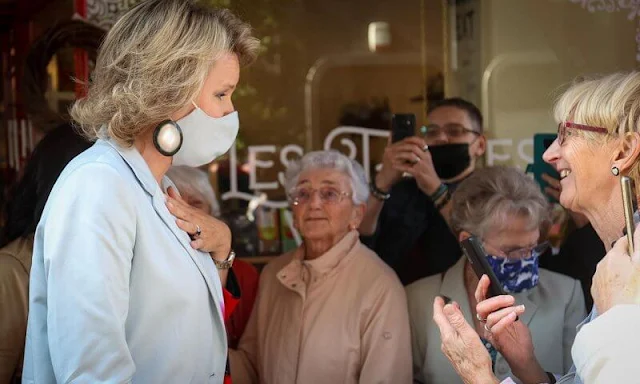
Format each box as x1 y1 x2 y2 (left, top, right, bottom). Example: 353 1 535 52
212 249 236 270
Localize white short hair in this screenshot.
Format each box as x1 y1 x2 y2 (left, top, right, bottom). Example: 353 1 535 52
166 165 220 216
284 150 369 205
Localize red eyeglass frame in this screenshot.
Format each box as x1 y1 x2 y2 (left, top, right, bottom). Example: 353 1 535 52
557 121 608 145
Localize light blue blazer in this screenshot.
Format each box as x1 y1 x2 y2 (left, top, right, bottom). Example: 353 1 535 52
22 139 228 383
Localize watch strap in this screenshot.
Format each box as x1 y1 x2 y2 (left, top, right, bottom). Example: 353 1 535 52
213 249 235 270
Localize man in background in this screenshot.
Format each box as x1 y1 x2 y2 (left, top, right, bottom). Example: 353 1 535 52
360 97 486 284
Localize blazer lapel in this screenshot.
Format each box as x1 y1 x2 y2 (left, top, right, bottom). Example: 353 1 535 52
104 140 225 327
151 191 225 322
440 257 476 325
514 290 538 327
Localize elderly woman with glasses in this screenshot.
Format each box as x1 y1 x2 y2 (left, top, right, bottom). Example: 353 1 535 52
432 72 640 384
229 150 412 384
406 166 585 383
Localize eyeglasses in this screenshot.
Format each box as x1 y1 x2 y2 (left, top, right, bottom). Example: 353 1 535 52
290 186 352 206
557 121 608 145
421 123 480 140
481 239 550 260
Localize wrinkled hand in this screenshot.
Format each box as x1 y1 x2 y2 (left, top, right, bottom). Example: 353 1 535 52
542 173 589 228
592 227 640 315
165 186 232 261
432 296 499 384
474 275 547 384
376 136 441 195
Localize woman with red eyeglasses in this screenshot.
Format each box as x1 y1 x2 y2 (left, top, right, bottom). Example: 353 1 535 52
432 72 640 384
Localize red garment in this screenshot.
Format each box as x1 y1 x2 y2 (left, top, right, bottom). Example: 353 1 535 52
225 259 259 349
222 261 259 384
223 288 240 322
222 288 239 384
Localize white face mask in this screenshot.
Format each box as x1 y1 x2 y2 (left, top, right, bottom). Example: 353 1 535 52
172 104 239 167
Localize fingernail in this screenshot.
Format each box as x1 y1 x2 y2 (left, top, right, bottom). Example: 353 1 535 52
518 304 525 311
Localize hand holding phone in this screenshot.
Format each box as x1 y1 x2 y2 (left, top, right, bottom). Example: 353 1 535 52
461 236 507 298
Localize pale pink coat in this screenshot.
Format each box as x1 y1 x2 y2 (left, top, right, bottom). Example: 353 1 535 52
230 231 412 384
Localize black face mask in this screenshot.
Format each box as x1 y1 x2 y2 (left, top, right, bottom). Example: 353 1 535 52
429 143 471 180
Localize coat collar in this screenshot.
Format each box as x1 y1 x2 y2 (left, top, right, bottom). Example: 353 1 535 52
277 231 359 291
101 139 225 325
300 231 358 276
102 139 160 196
440 256 538 327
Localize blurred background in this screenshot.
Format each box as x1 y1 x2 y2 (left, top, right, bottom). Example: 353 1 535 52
0 0 636 262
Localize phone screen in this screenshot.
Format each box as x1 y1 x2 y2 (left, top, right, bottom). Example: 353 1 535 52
391 114 416 143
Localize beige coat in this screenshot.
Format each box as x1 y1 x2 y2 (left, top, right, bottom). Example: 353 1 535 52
406 257 586 384
230 231 412 384
0 235 33 383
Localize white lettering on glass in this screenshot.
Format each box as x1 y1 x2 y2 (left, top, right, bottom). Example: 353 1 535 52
222 126 536 207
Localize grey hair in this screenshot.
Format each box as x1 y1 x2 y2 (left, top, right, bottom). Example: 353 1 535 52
166 165 220 217
284 150 369 205
450 166 550 238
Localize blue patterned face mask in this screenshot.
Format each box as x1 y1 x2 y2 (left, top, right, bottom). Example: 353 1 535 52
485 253 540 293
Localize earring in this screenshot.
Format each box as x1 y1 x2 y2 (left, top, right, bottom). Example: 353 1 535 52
153 120 183 157
611 166 620 176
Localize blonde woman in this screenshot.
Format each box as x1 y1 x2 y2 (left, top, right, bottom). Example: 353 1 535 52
22 1 259 383
433 71 640 384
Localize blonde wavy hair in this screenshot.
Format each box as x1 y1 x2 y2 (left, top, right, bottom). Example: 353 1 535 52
554 71 640 189
70 0 260 147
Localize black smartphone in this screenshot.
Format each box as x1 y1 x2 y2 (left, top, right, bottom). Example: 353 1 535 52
461 236 507 298
391 113 416 143
621 176 637 255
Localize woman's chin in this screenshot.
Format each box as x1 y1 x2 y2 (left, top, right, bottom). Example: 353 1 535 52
558 185 573 207
559 191 583 215
300 228 330 241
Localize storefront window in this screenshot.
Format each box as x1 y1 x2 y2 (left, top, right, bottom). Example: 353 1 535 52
2 0 638 257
